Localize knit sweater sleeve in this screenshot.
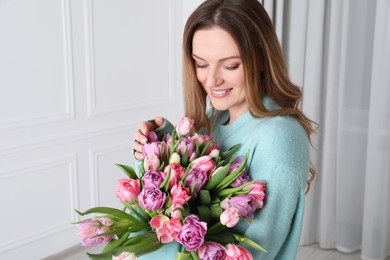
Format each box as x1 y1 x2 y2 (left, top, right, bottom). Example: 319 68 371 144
235 116 310 259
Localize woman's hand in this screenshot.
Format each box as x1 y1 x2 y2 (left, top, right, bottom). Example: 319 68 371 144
133 117 164 160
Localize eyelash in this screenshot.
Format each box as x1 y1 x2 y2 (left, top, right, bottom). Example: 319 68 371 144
224 64 240 70
195 64 240 70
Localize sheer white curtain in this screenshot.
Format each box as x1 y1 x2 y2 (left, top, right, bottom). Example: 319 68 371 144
264 0 390 259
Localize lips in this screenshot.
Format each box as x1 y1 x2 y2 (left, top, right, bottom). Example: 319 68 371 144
210 88 233 98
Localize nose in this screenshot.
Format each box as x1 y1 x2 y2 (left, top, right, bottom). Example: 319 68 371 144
204 67 223 88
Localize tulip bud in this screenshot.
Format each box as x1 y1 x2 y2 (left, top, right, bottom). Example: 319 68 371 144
169 152 181 164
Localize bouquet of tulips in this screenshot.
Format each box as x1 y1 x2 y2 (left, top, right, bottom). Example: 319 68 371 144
73 116 266 260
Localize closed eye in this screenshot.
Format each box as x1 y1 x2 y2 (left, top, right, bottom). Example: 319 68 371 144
195 63 208 69
223 64 240 70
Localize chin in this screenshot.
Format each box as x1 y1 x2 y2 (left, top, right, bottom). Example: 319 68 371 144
210 104 229 111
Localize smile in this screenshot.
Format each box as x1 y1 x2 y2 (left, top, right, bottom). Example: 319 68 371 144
210 88 233 96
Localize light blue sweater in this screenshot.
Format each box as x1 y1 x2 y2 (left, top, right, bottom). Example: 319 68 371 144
138 98 310 259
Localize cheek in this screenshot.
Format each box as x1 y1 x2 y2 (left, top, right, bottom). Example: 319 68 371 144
195 70 206 84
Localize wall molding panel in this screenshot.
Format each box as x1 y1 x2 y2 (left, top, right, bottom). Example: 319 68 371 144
0 124 133 156
0 155 78 253
0 0 75 130
88 144 131 207
84 0 176 117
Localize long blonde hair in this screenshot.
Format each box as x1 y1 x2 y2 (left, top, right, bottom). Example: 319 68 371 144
182 0 317 192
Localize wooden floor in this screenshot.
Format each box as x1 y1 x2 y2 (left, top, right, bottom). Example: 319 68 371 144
45 243 389 260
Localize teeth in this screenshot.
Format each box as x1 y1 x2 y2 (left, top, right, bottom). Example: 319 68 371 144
211 89 231 95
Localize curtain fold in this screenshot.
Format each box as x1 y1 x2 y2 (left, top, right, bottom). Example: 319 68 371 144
271 0 390 259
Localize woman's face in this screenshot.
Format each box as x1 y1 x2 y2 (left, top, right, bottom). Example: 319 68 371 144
192 28 248 123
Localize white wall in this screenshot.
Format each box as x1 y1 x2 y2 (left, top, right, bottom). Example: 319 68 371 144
0 0 184 258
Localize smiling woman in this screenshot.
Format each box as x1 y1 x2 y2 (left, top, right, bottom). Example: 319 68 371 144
192 28 247 123
133 0 317 259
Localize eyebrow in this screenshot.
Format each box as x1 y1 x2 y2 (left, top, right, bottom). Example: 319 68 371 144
192 54 241 62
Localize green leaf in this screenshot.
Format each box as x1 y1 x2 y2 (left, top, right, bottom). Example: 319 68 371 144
176 252 196 260
116 164 138 179
75 207 131 220
198 190 211 205
195 141 200 156
172 136 182 154
101 230 131 253
233 233 267 252
181 149 189 167
180 164 192 183
207 222 226 234
221 143 241 160
216 182 252 198
157 161 166 172
206 228 235 245
190 252 200 260
160 168 171 192
200 141 212 156
75 207 149 231
214 152 249 192
196 205 211 223
203 165 230 190
210 204 223 219
87 233 162 260
124 202 150 223
139 163 145 177
92 225 130 237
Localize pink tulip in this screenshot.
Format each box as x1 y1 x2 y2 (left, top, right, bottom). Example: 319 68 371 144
163 163 186 189
191 156 216 175
150 215 182 243
225 244 253 260
170 183 191 205
244 181 266 209
169 203 184 219
143 154 160 171
112 252 138 260
116 179 141 203
220 207 240 228
176 116 194 136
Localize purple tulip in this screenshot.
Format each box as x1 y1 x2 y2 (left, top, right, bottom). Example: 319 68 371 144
228 156 244 174
197 242 227 260
76 219 115 247
177 215 207 251
184 168 208 197
230 173 250 187
138 185 166 211
147 131 158 142
143 170 164 187
177 137 194 157
221 195 257 219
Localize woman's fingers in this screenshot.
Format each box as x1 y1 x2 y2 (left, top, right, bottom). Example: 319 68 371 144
133 117 163 161
133 128 148 145
154 116 164 128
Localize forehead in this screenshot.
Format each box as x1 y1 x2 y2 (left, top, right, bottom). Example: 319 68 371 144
192 28 240 59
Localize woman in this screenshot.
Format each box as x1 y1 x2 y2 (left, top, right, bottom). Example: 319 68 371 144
134 0 316 259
